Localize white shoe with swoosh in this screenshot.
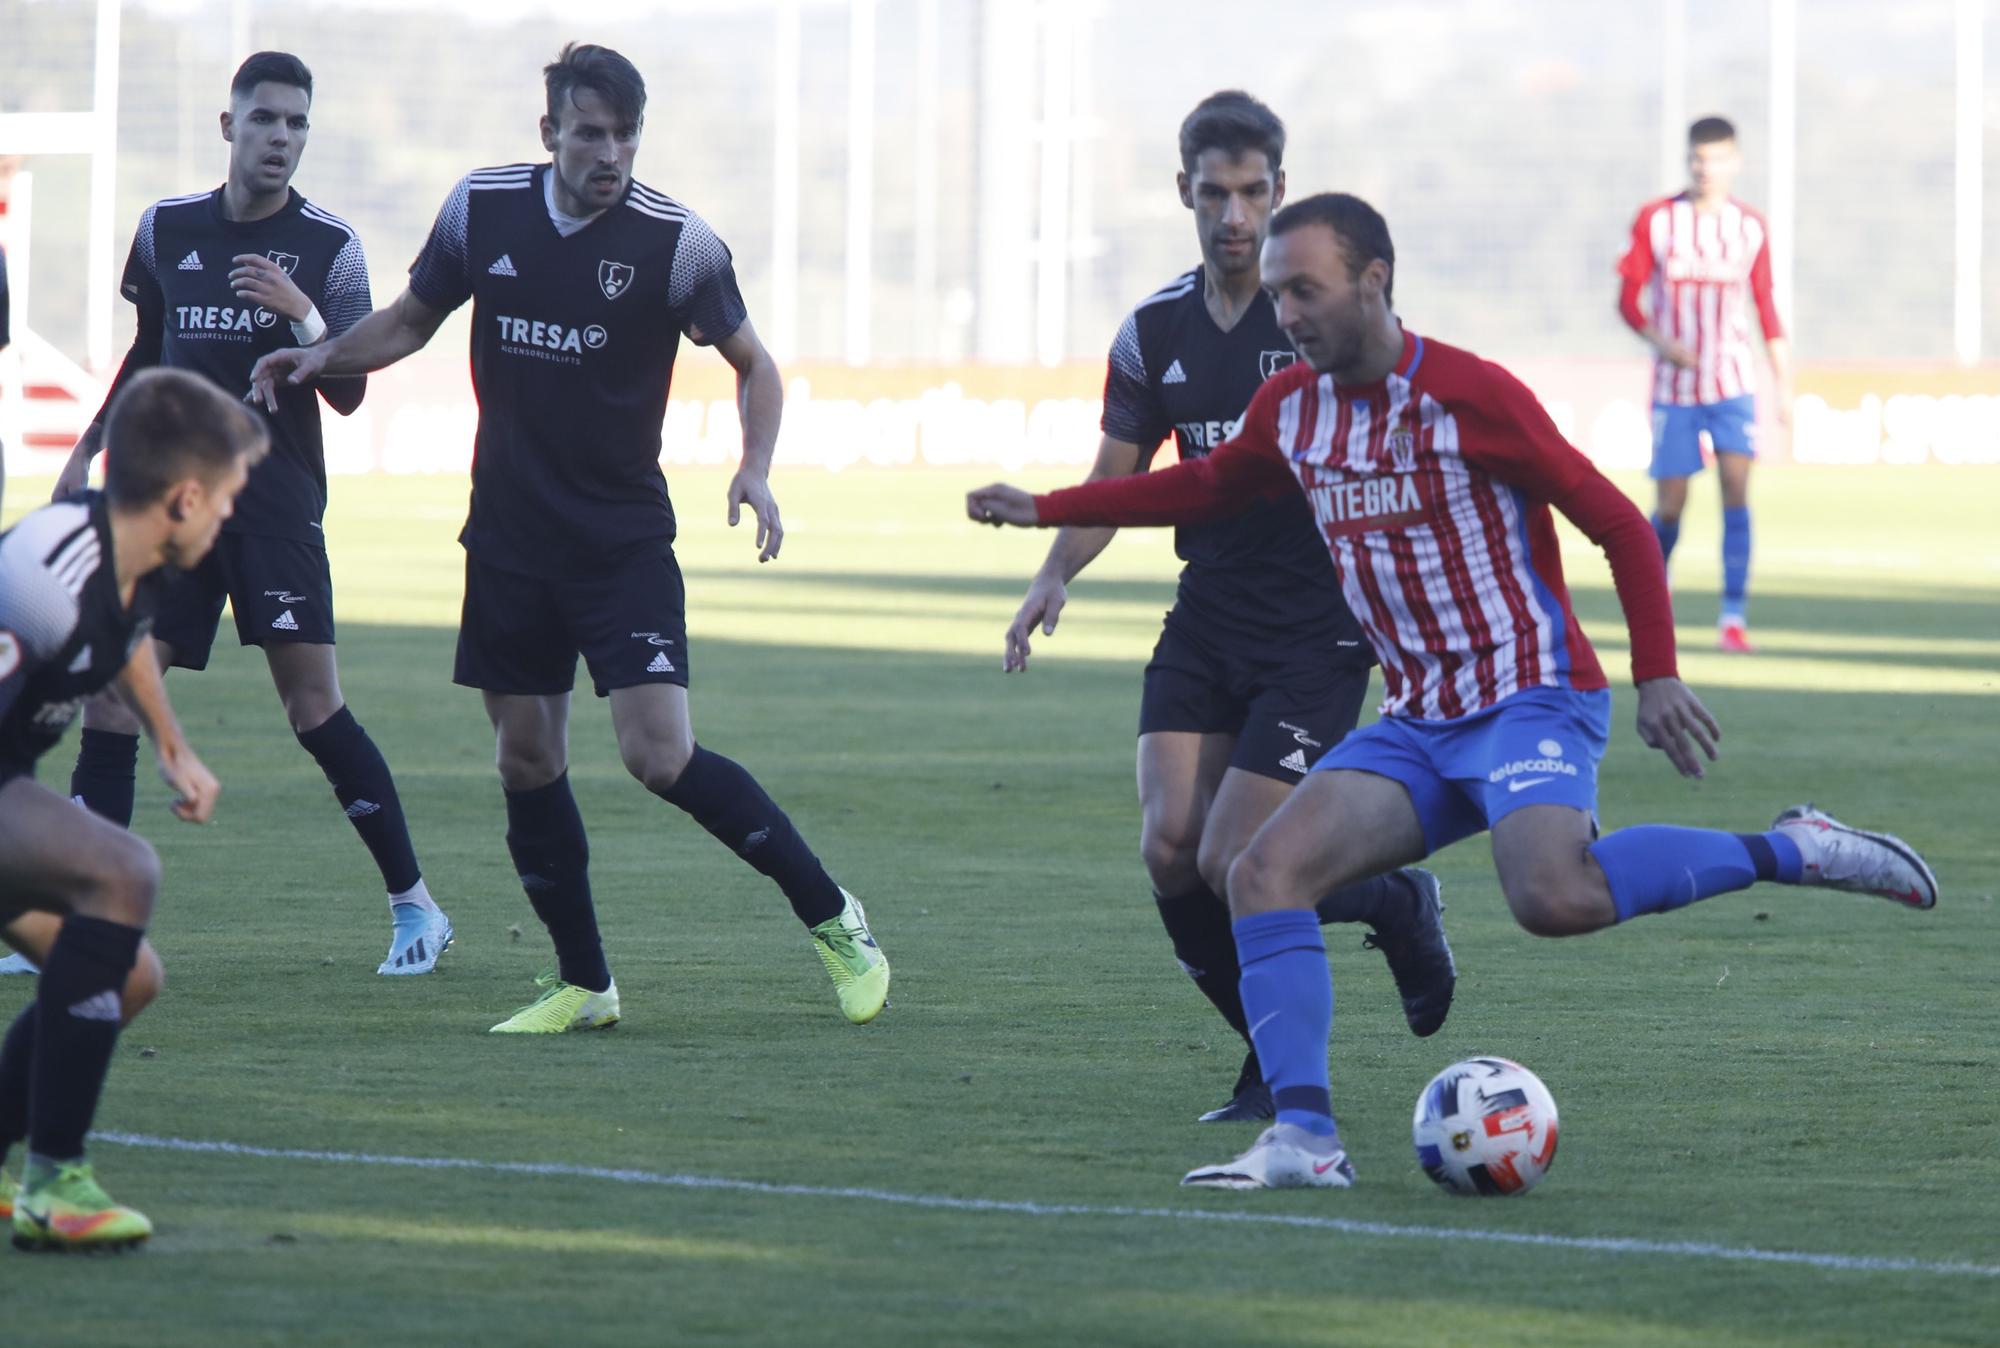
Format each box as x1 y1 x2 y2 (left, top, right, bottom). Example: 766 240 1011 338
1182 1121 1356 1190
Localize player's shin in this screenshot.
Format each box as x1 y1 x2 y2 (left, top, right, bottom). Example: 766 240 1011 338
1155 884 1254 1044
298 706 423 895
1589 826 1802 922
655 745 845 928
26 916 143 1166
504 773 610 993
1232 909 1338 1137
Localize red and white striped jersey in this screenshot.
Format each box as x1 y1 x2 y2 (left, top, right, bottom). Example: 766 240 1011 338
1617 193 1784 407
1036 331 1678 721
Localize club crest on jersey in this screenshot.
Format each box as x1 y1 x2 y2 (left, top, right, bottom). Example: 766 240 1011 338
598 260 635 301
267 251 300 275
1260 350 1298 379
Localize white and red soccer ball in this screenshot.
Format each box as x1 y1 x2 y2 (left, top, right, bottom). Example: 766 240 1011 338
1412 1056 1560 1196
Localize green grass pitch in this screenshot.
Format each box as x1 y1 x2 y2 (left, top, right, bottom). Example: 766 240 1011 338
3 465 1997 1346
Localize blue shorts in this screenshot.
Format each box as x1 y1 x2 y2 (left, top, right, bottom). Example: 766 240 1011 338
1312 687 1611 856
1650 395 1756 479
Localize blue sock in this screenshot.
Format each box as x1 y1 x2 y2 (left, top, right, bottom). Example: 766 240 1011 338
1652 513 1681 563
1721 506 1751 618
1591 826 1804 923
1232 910 1336 1137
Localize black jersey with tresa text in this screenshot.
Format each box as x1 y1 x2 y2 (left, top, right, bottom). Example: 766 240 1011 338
104 188 371 544
1102 267 1370 661
0 494 167 771
408 164 749 579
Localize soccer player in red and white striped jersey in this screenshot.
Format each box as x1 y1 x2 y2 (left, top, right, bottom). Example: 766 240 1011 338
1617 116 1792 652
969 193 1936 1192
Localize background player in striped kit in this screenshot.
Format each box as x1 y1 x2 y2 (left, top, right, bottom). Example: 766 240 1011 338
969 193 1936 1191
249 43 889 1034
1001 93 1454 1123
0 368 262 1250
1617 116 1792 653
48 52 454 978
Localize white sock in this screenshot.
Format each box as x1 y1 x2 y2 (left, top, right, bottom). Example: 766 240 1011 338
389 878 440 915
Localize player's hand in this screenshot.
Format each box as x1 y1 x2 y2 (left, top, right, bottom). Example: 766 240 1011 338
229 253 312 322
1005 572 1068 672
246 345 327 413
967 484 1039 528
1635 677 1720 780
52 444 93 502
155 739 220 824
727 468 783 562
1657 338 1697 371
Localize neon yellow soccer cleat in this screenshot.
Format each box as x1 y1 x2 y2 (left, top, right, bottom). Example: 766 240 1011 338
11 1161 152 1253
810 889 890 1025
488 968 621 1034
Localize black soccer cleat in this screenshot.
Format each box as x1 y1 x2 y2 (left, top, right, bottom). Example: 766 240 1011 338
1196 1051 1275 1124
1361 867 1457 1038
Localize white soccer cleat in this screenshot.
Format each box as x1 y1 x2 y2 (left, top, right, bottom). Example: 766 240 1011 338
1771 804 1938 910
377 904 454 975
1181 1121 1357 1191
0 953 38 977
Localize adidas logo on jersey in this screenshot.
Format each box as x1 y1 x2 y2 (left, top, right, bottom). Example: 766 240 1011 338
487 254 519 276
1161 359 1188 384
1279 748 1310 774
646 651 675 674
177 250 203 271
271 609 300 631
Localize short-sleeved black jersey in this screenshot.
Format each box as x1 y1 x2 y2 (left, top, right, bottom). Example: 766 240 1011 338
0 493 166 770
1102 268 1370 660
408 164 748 579
109 188 370 543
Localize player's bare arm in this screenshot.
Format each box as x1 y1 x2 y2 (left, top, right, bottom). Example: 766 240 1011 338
1003 435 1149 672
247 287 447 412
713 317 785 563
109 638 219 822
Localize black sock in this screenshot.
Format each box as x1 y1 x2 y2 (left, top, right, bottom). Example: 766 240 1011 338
69 729 140 828
1314 871 1406 927
504 773 610 993
656 745 845 928
297 705 422 894
1154 884 1256 1054
0 1003 36 1161
30 916 142 1162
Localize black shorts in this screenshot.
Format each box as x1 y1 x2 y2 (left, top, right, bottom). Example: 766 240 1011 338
1138 612 1373 783
153 532 335 671
454 550 689 698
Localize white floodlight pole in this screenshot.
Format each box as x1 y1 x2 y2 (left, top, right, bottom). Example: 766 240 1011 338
913 0 940 358
1953 0 1984 366
977 2 1035 361
1766 0 1797 340
1034 4 1073 368
1660 0 1686 190
844 0 876 367
771 0 800 364
87 0 122 372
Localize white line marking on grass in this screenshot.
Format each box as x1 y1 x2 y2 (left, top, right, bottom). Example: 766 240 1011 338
95 1131 1999 1280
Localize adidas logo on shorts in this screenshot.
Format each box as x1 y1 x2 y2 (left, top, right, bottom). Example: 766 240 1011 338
1279 748 1309 774
1161 358 1188 384
646 651 675 674
271 609 300 631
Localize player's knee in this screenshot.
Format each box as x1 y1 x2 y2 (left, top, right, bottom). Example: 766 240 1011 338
1225 844 1286 916
81 691 142 736
122 943 165 1023
1194 833 1245 901
621 737 694 796
495 741 566 792
79 833 160 927
1506 885 1610 938
1139 823 1202 894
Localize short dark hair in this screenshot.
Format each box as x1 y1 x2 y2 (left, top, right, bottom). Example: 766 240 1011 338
103 368 269 510
1178 91 1285 175
544 42 646 130
230 51 313 103
1689 116 1736 146
1269 192 1396 307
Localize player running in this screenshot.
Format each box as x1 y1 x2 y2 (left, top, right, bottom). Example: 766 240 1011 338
1002 92 1453 1123
0 367 264 1250
248 43 888 1033
969 193 1937 1191
51 52 454 976
1617 115 1792 653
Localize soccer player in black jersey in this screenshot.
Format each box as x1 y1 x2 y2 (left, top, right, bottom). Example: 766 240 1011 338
1 368 264 1250
1001 93 1456 1121
52 52 454 978
250 43 889 1033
